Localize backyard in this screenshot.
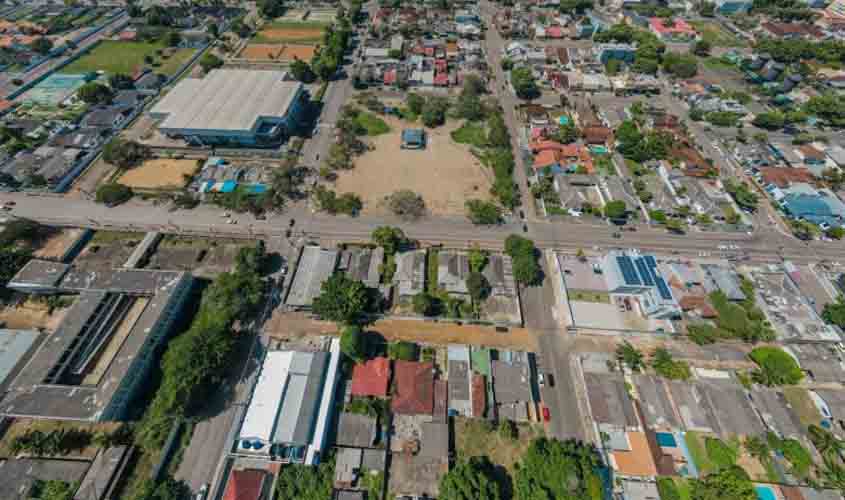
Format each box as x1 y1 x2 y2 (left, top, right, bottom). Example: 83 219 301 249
60 40 196 76
333 118 494 216
454 417 543 474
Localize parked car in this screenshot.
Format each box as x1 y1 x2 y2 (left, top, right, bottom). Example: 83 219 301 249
542 406 551 422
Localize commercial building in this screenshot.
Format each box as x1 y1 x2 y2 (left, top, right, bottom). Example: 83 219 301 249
0 329 40 392
149 69 305 147
1 262 193 422
237 339 340 465
599 250 680 319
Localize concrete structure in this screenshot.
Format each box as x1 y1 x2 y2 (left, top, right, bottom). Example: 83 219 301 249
149 69 305 147
401 128 426 149
74 446 131 500
338 246 384 288
447 344 472 417
599 250 680 319
237 340 341 464
0 329 40 391
285 246 339 309
491 350 534 422
1 263 193 421
393 250 426 299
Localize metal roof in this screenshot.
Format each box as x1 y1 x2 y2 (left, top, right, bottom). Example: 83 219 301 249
0 329 39 388
285 246 338 307
152 69 302 134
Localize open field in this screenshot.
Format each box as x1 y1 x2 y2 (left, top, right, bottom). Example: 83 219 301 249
117 158 198 190
60 41 195 76
334 118 494 216
239 43 316 61
690 21 745 48
33 228 86 260
253 21 325 43
0 299 70 331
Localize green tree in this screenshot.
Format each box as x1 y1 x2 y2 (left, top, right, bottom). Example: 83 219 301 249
657 477 682 500
274 459 334 500
604 200 627 220
34 480 76 500
257 0 286 18
312 273 369 324
387 190 426 220
406 93 425 115
469 247 488 273
749 347 803 386
387 341 418 361
514 438 603 500
413 292 435 316
95 183 133 206
31 37 54 55
826 226 844 240
691 465 755 500
199 53 223 73
466 272 491 304
289 57 315 82
616 341 644 371
488 113 510 148
663 52 699 78
421 97 448 127
108 73 134 90
371 226 406 255
102 139 150 168
465 199 502 225
692 39 712 57
77 82 113 105
752 111 786 130
823 295 845 328
439 456 502 500
651 347 691 380
510 67 539 100
340 324 366 363
808 424 845 461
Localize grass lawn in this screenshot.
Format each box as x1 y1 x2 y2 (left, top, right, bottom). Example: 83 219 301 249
690 21 745 48
266 20 330 30
454 417 542 474
154 48 197 77
450 121 488 149
61 40 191 76
568 289 611 304
783 387 823 427
355 112 391 136
685 431 716 475
675 478 692 500
703 57 741 74
91 230 144 245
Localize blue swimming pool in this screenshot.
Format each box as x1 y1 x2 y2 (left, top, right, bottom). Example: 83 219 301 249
656 432 677 448
558 116 570 125
590 145 609 154
756 485 777 500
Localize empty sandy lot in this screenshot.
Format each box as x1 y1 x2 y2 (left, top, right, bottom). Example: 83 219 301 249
118 158 198 190
254 27 323 43
334 118 494 215
240 43 316 61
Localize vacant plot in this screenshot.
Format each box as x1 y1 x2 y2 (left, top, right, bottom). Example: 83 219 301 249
690 21 745 48
0 418 120 459
74 231 144 271
0 299 71 331
253 22 325 43
454 417 542 474
33 228 87 260
117 158 198 190
783 387 823 427
240 43 316 61
144 235 248 277
60 41 194 76
334 118 494 215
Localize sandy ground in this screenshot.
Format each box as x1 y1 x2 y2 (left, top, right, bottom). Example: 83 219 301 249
240 43 315 61
334 118 494 215
118 159 199 189
265 312 537 350
256 27 323 42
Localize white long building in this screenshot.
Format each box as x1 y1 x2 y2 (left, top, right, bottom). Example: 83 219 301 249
148 69 305 147
237 339 340 465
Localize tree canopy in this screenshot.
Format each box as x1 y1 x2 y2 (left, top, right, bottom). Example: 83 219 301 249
340 324 366 363
465 199 502 225
439 456 502 500
77 82 113 105
387 190 426 220
822 295 845 329
749 346 804 386
514 438 603 500
312 273 369 324
103 139 150 169
199 53 223 73
504 235 542 286
691 465 755 500
511 67 539 100
372 226 407 255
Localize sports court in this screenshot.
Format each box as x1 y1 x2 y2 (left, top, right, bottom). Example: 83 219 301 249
20 73 91 105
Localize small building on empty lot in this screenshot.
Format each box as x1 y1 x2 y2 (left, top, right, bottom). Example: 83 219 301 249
401 129 426 149
148 69 305 147
285 246 339 309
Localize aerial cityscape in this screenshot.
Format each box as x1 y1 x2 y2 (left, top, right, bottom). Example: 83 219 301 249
2 0 845 500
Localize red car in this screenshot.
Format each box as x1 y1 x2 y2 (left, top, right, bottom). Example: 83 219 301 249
542 406 551 422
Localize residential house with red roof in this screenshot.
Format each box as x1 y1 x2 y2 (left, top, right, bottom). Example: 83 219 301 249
391 360 434 415
649 17 697 42
350 357 392 398
223 469 267 500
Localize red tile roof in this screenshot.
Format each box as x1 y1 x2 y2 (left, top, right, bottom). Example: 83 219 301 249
223 470 266 500
547 26 563 38
351 357 391 397
759 166 816 188
530 140 567 153
383 69 397 86
391 360 434 415
582 126 612 145
434 72 449 86
472 374 486 418
649 17 696 36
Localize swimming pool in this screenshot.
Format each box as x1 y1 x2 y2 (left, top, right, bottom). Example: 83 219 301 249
756 485 777 500
590 145 609 154
558 116 570 125
656 432 677 448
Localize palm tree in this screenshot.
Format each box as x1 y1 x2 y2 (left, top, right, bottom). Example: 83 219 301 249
809 424 844 460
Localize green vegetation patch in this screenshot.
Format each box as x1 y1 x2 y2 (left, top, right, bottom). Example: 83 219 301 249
690 21 745 48
568 289 611 304
354 112 391 136
451 121 488 149
61 41 190 76
686 431 716 475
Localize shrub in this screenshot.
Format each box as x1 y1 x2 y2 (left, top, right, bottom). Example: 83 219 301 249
95 183 132 206
749 347 803 386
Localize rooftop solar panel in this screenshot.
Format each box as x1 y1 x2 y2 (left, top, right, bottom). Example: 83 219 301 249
616 256 641 286
635 258 654 286
655 277 673 301
644 255 657 268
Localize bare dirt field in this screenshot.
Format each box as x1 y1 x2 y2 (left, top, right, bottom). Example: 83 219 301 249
240 43 316 61
0 298 72 331
265 312 537 350
334 118 494 215
117 158 199 190
33 228 86 260
255 27 323 43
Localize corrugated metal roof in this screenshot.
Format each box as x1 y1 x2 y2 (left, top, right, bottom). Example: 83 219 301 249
0 329 39 386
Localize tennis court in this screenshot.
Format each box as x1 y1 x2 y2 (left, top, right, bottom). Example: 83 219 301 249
19 73 92 105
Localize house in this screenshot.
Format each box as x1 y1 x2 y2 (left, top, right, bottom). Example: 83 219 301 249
222 470 268 500
391 360 434 415
649 17 697 42
350 357 391 398
393 250 426 299
582 126 613 146
81 105 134 129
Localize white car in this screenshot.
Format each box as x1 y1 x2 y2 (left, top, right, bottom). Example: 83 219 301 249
220 211 231 218
227 218 238 225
